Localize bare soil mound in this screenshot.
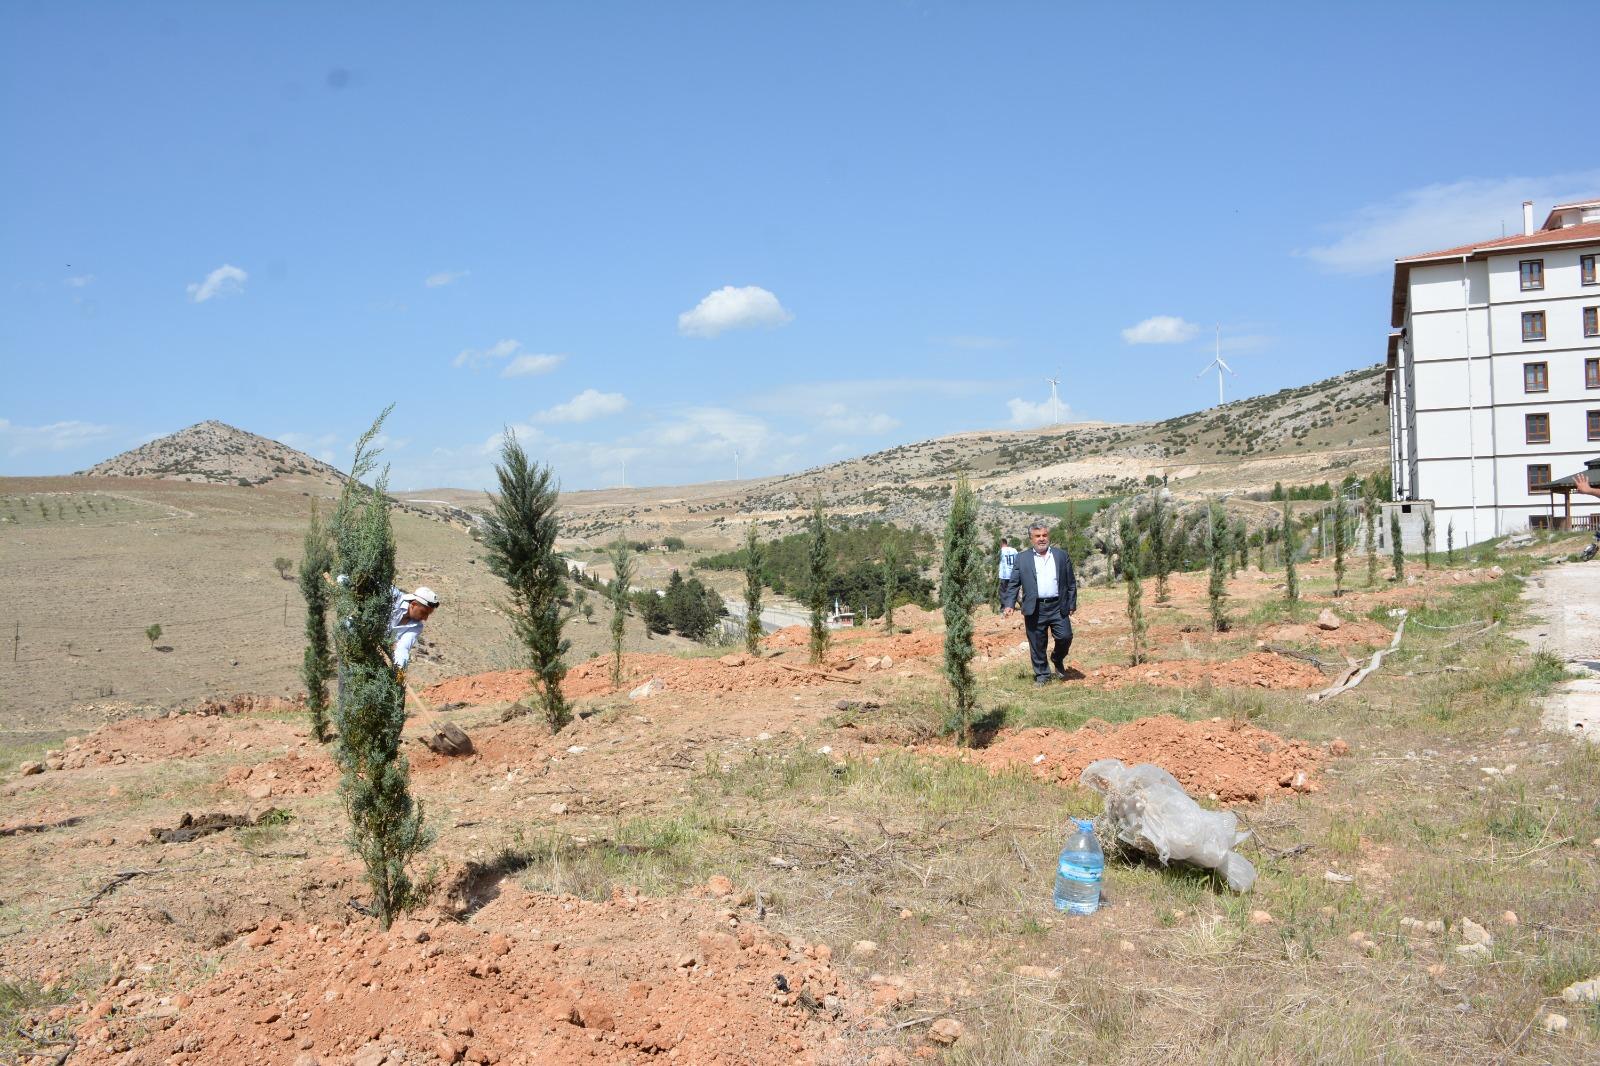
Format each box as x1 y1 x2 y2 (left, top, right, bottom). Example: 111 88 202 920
222 749 337 799
57 713 306 769
1262 620 1393 649
1089 651 1326 690
423 653 838 706
70 883 849 1066
968 715 1324 803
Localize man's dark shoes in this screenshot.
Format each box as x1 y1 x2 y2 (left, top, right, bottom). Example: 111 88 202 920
1033 677 1051 687
1053 670 1072 682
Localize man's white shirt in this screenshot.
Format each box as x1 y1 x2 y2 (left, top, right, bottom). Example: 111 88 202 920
1032 548 1059 599
388 588 425 669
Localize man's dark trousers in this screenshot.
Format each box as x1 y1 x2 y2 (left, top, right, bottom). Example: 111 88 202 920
1025 596 1072 680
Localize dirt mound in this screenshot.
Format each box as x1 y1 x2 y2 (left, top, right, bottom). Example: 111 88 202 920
221 749 337 799
423 653 848 706
1262 620 1393 649
56 714 306 770
1090 651 1326 690
70 883 849 1066
192 693 304 717
968 715 1323 803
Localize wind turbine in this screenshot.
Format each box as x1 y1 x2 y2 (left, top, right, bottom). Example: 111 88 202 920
733 448 741 481
1197 325 1234 406
1045 374 1062 425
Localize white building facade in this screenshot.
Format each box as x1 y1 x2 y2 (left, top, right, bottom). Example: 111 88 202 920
1388 199 1600 547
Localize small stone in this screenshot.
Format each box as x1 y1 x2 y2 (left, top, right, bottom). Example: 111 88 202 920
293 1055 321 1066
487 933 511 957
1456 943 1492 959
1329 738 1350 757
849 940 879 960
1560 977 1600 1004
898 908 913 920
434 1035 465 1063
1459 917 1493 947
253 1007 282 1024
247 782 273 801
870 985 901 1009
628 678 664 700
353 1045 387 1066
1316 609 1342 631
927 1018 964 1046
868 1049 911 1066
548 802 568 815
1542 1013 1570 1033
705 875 735 897
17 761 43 777
1324 871 1355 885
1249 910 1274 925
1501 910 1519 927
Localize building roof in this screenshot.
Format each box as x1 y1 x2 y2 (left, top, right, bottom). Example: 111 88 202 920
1391 219 1600 327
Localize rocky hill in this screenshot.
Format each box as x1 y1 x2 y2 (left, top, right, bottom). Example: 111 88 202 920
78 421 346 488
554 364 1388 548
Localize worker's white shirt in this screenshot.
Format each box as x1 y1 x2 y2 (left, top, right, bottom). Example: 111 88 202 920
388 588 425 669
998 545 1018 580
1032 549 1059 598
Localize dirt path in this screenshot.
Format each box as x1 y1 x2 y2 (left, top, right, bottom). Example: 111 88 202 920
1518 562 1600 740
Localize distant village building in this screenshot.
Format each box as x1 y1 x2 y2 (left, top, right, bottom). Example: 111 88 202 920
1388 198 1600 545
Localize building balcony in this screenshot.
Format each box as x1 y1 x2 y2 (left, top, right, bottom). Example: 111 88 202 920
1530 514 1600 531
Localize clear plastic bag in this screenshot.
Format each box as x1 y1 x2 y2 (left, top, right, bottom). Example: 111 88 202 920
1080 758 1257 892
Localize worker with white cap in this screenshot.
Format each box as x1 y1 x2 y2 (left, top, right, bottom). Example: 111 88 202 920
388 585 440 680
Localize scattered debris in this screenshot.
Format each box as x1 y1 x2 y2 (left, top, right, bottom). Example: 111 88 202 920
1308 612 1407 703
150 809 287 844
1081 759 1257 891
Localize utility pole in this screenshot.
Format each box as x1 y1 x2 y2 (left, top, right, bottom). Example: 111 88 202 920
12 621 18 662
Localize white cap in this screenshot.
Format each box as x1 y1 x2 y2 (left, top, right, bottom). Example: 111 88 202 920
409 586 440 607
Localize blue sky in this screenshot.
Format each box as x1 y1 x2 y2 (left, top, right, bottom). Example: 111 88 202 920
3 2 1596 491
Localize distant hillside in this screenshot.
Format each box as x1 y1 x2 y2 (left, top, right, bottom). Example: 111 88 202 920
78 420 346 488
554 364 1388 547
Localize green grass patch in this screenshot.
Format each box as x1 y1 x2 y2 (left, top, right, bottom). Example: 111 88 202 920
1005 496 1122 522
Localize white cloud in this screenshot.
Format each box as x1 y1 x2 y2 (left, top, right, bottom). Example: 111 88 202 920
186 264 248 303
677 285 793 338
535 389 629 424
0 417 115 456
424 270 469 288
503 353 565 378
1122 315 1200 345
451 338 565 376
64 274 95 288
1004 398 1069 429
1299 170 1600 274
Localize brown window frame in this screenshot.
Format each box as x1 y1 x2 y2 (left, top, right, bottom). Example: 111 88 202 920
1525 361 1549 392
1525 412 1551 444
1584 254 1598 286
1588 410 1600 442
1589 358 1600 389
1523 310 1547 342
1528 464 1552 493
1586 306 1599 338
1521 259 1545 291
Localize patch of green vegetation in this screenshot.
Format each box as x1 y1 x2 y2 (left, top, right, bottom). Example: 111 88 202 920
1005 497 1121 523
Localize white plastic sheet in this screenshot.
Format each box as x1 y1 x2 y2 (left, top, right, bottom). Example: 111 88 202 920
1080 758 1257 892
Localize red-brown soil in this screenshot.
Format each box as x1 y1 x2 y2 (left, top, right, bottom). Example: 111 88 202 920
69 882 851 1066
1261 620 1394 649
1088 651 1327 690
965 715 1327 803
57 712 308 769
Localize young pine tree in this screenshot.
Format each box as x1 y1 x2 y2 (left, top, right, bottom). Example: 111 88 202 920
1363 482 1379 586
1447 519 1456 564
329 409 431 930
742 524 763 655
1149 491 1172 604
941 477 982 745
1121 517 1148 666
807 495 831 666
1281 498 1299 603
881 540 900 634
607 539 633 688
1207 501 1230 632
1231 518 1248 576
297 503 334 743
1390 510 1405 582
1421 510 1434 569
481 433 571 731
1333 494 1348 596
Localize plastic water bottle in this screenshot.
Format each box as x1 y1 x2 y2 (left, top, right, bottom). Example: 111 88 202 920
1053 819 1103 915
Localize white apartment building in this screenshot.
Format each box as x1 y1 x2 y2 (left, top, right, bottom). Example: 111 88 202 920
1387 198 1600 546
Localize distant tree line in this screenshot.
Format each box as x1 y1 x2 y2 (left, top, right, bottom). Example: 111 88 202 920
698 519 935 618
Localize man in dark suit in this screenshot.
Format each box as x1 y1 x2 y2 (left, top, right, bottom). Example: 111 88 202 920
1001 523 1077 685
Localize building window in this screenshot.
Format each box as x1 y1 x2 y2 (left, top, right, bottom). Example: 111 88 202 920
1588 411 1600 441
1586 306 1599 338
1589 358 1600 389
1521 259 1545 290
1523 311 1547 341
1526 413 1550 444
1528 464 1552 493
1584 254 1598 286
1525 361 1549 392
